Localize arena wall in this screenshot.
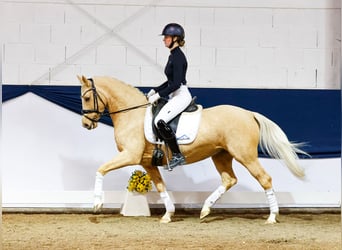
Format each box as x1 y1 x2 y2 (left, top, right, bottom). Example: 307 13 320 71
2 1 341 209
2 0 340 88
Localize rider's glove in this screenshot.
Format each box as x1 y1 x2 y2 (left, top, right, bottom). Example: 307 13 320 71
146 89 156 98
148 93 160 104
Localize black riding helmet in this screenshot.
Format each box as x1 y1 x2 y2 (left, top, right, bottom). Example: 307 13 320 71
161 23 185 39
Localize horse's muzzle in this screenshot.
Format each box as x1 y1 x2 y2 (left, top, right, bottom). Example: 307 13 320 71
82 116 98 130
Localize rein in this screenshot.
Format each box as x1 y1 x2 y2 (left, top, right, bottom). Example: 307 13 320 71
106 103 150 115
81 78 150 122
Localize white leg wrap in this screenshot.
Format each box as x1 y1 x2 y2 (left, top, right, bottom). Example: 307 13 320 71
265 188 279 214
204 185 226 208
160 191 175 213
94 172 104 197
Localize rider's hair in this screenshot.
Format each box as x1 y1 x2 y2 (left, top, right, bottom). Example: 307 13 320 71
176 37 185 47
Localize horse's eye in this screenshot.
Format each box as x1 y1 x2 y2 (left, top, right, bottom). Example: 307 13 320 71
84 97 90 102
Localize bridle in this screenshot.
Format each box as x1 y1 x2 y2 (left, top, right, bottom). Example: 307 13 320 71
81 78 106 123
81 78 150 123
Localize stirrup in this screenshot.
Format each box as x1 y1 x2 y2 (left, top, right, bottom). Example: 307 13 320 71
168 153 186 171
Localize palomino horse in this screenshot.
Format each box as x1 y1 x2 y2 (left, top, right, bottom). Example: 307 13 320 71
78 75 306 224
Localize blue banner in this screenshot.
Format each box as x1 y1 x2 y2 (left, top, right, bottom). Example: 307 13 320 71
3 85 340 158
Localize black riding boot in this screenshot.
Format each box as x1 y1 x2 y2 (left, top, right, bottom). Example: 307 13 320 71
157 120 186 169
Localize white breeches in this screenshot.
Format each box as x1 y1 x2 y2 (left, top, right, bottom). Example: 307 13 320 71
154 85 192 126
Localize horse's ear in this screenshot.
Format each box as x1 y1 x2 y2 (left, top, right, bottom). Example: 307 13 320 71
77 75 91 87
77 75 82 83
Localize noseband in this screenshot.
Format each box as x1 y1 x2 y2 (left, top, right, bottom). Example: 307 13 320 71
81 78 150 123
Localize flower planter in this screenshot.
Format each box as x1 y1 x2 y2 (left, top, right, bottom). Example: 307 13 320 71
120 191 151 216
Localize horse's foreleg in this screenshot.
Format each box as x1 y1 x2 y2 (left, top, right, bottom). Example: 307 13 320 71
94 172 104 212
159 191 175 223
93 150 143 213
200 152 237 220
200 185 226 219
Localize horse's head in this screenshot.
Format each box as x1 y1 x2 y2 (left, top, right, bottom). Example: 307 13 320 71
78 75 106 130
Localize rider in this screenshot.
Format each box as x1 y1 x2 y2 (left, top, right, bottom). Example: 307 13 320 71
147 23 192 170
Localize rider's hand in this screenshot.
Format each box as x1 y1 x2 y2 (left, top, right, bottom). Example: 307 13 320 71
148 93 160 104
146 89 156 98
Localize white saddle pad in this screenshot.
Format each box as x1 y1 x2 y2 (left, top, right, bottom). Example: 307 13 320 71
144 105 202 145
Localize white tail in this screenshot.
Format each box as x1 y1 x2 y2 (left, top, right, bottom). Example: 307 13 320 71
253 112 308 178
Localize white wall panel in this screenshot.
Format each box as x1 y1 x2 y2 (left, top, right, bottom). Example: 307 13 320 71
19 64 51 84
245 48 275 67
126 46 156 66
2 2 35 23
289 28 317 49
35 44 65 64
66 44 96 65
256 66 288 87
64 5 96 25
2 64 20 84
51 24 81 45
33 4 65 24
80 23 104 45
2 1 340 87
51 65 81 84
186 47 215 67
287 67 317 88
184 8 214 26
243 9 273 27
94 5 126 27
3 23 21 43
21 24 51 44
216 48 245 67
4 44 35 64
155 6 185 25
259 28 289 48
214 8 244 27
79 64 118 78
96 45 126 65
141 66 164 86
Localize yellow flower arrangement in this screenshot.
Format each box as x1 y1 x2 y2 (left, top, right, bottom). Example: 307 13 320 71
127 170 152 194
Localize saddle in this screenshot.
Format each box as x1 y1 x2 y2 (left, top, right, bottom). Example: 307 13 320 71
144 97 202 145
144 97 202 166
151 97 199 140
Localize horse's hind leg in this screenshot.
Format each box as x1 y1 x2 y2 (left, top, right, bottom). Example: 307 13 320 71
200 151 237 220
239 158 279 224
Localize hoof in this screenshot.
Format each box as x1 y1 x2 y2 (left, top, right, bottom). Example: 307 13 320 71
93 197 103 213
160 217 171 223
93 193 104 213
265 219 277 224
93 203 103 213
265 213 278 224
160 212 174 223
200 207 210 220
